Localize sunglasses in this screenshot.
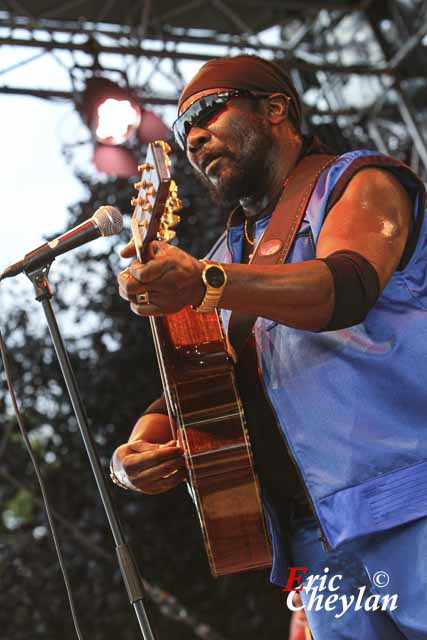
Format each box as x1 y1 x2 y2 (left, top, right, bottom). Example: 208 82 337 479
172 89 263 150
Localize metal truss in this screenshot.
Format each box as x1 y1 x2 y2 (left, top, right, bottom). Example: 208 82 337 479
1 0 427 176
1 2 427 635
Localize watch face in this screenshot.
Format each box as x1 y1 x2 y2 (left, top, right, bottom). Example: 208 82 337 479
205 265 225 288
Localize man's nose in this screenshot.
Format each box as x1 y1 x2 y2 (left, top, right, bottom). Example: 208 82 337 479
187 125 211 153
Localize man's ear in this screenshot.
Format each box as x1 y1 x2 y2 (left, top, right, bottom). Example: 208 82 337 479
266 93 290 124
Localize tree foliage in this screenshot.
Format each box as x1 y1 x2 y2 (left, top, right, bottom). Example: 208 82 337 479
0 147 290 639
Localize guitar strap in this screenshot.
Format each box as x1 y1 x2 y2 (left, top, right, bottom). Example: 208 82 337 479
227 153 337 355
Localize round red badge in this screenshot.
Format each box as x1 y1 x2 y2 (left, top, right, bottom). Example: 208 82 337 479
259 239 283 256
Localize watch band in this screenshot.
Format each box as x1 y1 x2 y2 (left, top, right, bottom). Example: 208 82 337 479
110 457 143 492
110 459 130 490
194 260 227 314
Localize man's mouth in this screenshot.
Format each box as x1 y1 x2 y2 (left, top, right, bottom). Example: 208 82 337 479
205 156 222 175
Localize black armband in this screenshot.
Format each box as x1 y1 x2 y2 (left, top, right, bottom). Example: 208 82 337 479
143 393 168 416
319 250 380 331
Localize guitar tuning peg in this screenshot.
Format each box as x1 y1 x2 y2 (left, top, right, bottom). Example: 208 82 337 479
131 196 144 207
134 180 153 190
163 213 180 228
155 140 171 154
141 203 153 212
138 162 153 172
171 197 183 210
159 228 176 242
145 186 157 196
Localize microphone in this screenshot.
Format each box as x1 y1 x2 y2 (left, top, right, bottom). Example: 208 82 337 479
0 206 123 280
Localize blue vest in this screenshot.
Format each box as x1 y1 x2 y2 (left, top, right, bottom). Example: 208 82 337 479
207 150 427 584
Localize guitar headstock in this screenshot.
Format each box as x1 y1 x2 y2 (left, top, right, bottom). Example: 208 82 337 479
130 140 182 263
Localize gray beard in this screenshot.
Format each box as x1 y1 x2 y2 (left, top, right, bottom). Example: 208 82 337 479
196 121 275 207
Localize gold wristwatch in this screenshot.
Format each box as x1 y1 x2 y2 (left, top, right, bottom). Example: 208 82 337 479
194 260 227 313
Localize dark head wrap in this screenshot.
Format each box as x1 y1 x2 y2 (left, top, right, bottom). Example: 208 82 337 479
178 54 303 129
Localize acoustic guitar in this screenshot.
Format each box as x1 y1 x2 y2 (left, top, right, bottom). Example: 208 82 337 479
129 140 272 577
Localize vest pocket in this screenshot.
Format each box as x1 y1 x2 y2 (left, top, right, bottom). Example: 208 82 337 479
317 459 427 548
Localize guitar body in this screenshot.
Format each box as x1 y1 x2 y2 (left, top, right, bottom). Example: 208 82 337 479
130 141 271 577
150 308 272 577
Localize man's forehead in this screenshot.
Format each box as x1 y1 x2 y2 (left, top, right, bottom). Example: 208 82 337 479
178 87 231 115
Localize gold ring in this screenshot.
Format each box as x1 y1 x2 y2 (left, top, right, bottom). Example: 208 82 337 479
135 292 150 305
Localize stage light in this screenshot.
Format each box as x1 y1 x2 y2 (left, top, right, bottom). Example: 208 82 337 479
80 77 141 146
93 144 139 177
138 109 169 145
95 98 141 145
79 76 171 177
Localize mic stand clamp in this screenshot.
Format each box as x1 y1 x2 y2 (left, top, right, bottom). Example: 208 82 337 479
27 264 157 640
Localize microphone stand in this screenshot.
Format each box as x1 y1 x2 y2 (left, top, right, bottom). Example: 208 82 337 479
27 264 157 640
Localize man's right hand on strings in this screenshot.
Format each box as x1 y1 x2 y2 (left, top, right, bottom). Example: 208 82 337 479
111 413 186 494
